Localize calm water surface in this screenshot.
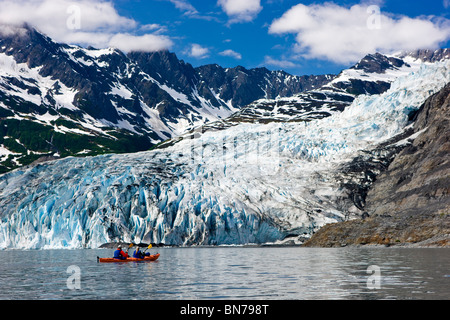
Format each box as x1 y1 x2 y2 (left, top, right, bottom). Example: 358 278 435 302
0 247 448 300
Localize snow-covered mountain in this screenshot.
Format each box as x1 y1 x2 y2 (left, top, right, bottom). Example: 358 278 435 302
0 25 331 173
0 55 448 249
155 49 450 148
228 50 450 123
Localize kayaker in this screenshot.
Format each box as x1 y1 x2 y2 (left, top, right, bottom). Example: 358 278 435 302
133 246 152 259
133 247 145 259
113 246 129 260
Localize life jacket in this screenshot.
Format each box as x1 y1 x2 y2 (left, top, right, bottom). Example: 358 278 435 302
113 249 128 260
133 250 144 259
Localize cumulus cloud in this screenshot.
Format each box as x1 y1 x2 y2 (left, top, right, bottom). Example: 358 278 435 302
269 3 450 64
217 0 262 23
219 49 242 59
0 0 173 52
187 44 210 59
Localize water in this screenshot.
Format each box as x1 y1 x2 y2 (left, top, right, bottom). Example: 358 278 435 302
0 247 449 300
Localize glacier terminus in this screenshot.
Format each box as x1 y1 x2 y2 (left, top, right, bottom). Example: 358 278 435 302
0 56 449 249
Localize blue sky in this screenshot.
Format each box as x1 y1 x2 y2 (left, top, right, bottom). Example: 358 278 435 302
1 0 449 76
112 0 450 75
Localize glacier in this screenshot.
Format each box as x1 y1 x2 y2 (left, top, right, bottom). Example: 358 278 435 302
0 60 449 249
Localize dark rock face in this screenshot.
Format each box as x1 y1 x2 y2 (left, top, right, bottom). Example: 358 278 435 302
128 50 198 97
126 51 334 123
304 83 450 247
0 26 120 119
352 52 407 74
195 64 334 108
228 89 352 123
331 78 391 96
366 84 450 218
397 48 450 63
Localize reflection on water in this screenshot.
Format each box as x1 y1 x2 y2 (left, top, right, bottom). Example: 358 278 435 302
0 247 449 300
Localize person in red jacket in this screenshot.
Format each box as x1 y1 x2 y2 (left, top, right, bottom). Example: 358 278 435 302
113 246 129 260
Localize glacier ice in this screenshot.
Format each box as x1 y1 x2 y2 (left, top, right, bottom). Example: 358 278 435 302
0 60 449 249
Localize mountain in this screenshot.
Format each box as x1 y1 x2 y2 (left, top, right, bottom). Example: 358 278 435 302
304 82 450 247
0 25 331 173
227 50 450 123
155 49 449 149
0 56 448 249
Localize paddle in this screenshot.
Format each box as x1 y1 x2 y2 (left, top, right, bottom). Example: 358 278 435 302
126 243 134 257
143 244 152 254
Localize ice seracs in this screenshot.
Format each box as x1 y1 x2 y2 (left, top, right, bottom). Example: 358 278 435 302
0 58 448 249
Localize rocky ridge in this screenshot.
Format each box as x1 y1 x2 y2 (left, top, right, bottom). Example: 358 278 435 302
304 82 450 247
224 50 445 124
0 25 331 173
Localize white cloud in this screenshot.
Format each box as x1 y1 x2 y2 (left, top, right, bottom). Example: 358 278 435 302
167 0 219 22
140 23 168 34
264 56 297 69
219 49 242 60
444 0 450 8
109 33 174 53
269 3 450 64
167 0 198 15
217 0 262 23
188 44 210 59
0 0 173 52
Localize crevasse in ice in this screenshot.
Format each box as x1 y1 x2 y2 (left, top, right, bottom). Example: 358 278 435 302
0 60 449 249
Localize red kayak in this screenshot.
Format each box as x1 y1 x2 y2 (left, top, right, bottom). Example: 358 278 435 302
97 253 160 263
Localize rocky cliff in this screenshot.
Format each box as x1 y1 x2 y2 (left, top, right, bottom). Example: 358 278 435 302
304 83 450 247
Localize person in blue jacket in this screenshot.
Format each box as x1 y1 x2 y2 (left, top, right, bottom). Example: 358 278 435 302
113 246 129 260
133 247 151 259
